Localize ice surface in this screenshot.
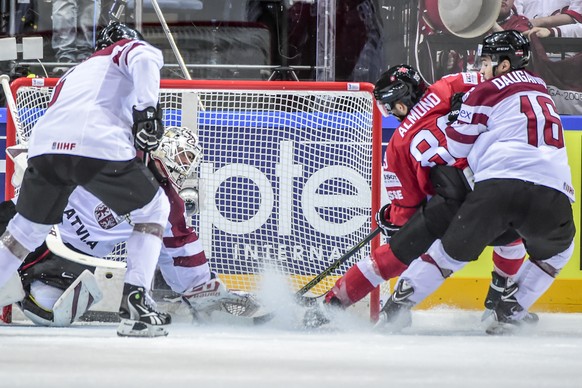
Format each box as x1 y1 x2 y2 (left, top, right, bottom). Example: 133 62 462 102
2 308 582 388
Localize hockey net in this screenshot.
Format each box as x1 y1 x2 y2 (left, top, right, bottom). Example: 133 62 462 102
2 78 383 321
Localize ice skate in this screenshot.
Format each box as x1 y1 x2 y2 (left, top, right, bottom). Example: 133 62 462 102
481 273 538 324
486 283 539 335
301 292 343 329
117 283 171 337
482 271 512 321
374 280 414 333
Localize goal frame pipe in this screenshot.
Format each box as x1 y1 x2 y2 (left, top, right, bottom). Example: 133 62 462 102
4 77 384 318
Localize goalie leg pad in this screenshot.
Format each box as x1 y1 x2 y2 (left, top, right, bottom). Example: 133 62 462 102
26 270 103 327
52 270 103 326
182 275 262 322
0 272 25 307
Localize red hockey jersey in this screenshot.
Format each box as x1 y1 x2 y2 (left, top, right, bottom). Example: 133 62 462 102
384 72 483 226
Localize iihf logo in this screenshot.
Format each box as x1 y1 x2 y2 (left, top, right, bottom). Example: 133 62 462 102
52 142 77 150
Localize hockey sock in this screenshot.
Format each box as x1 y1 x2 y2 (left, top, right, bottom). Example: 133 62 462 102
492 242 526 277
514 242 574 310
327 261 378 307
327 246 409 307
124 230 163 290
400 257 446 305
371 243 409 280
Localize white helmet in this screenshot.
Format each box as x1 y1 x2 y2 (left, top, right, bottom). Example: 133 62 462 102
151 126 202 190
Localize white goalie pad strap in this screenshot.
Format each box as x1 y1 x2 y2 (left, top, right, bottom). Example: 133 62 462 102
8 149 28 189
0 272 25 307
51 270 103 326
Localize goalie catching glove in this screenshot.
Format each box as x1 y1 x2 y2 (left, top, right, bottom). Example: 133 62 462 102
132 103 164 151
375 203 400 237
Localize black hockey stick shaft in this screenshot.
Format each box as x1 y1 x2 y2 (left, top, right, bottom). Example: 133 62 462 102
295 227 382 299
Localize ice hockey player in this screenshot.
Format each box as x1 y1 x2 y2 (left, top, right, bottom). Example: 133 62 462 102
305 64 528 328
0 126 263 332
380 30 574 334
0 21 172 336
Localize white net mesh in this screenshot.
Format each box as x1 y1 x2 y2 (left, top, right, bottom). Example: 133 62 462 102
8 79 380 297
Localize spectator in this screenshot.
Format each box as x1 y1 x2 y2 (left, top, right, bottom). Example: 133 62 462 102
516 0 582 28
52 0 101 72
493 0 532 32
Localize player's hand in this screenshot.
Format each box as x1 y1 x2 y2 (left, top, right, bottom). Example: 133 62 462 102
448 92 465 123
132 104 164 151
375 203 400 237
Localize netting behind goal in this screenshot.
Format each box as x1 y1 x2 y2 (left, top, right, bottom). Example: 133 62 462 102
4 78 383 315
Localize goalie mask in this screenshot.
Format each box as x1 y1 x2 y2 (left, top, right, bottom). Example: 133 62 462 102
151 126 203 209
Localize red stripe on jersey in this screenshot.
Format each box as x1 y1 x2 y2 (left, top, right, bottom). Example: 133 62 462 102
160 181 200 248
163 232 199 248
173 251 208 268
445 125 479 145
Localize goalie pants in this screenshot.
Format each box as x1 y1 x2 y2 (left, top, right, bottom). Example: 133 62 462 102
17 155 160 224
441 178 575 262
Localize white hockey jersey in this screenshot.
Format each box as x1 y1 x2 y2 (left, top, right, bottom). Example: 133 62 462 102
445 69 575 202
515 0 582 21
28 39 163 161
59 181 209 293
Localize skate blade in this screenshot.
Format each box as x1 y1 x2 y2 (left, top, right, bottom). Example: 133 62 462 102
486 318 539 335
116 319 169 337
481 309 494 322
485 321 516 335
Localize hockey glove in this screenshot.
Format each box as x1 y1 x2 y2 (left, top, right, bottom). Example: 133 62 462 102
132 103 164 152
447 92 465 123
375 203 400 237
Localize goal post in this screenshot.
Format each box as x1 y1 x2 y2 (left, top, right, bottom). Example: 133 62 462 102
2 77 384 321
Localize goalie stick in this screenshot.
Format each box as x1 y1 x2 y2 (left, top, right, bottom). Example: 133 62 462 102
0 74 27 146
46 226 126 269
294 227 382 305
0 74 28 323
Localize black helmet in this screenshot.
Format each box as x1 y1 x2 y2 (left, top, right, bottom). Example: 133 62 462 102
478 30 530 70
95 22 144 51
373 64 427 118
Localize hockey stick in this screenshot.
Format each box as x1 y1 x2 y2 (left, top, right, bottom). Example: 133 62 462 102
294 227 382 305
46 226 126 269
0 74 25 145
